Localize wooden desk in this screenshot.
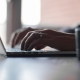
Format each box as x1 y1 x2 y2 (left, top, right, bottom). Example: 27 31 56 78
0 57 78 80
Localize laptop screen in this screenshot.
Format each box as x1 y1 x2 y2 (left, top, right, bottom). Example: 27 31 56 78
0 37 6 55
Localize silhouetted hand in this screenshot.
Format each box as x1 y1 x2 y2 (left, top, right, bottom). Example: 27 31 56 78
10 27 75 51
10 27 55 49
20 29 57 50
21 31 52 50
10 27 34 47
20 31 75 51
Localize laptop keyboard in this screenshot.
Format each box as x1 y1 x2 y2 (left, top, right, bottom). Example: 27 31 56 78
4 46 76 57
6 48 27 52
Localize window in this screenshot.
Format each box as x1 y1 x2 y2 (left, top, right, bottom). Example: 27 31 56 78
21 0 80 27
21 0 41 26
0 0 7 45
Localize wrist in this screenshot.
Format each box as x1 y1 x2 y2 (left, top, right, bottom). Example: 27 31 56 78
51 36 75 51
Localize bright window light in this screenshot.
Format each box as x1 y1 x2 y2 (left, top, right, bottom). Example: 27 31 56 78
0 0 7 45
0 0 7 24
21 0 41 25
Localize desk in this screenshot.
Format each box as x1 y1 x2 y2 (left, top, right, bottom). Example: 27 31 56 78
0 57 78 80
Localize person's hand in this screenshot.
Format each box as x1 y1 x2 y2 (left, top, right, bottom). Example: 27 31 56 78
20 31 53 50
20 29 61 50
10 27 34 47
20 30 75 51
20 29 55 50
10 28 54 48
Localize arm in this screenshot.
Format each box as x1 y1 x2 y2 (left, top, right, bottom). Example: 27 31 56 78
20 30 75 51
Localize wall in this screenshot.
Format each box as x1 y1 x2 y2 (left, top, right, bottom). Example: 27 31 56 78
41 0 80 26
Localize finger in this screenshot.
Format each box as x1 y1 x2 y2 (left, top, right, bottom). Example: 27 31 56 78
13 28 33 46
24 33 50 50
27 38 47 51
14 28 34 48
21 32 32 50
10 33 18 48
24 33 40 50
34 44 46 50
13 33 21 46
14 32 25 46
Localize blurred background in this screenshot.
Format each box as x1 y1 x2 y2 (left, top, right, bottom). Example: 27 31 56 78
0 0 80 46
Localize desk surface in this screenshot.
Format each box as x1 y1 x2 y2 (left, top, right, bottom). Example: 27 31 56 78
0 57 78 80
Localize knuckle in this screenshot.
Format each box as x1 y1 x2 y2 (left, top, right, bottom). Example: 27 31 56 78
27 31 33 35
30 32 35 37
33 32 39 36
32 33 38 38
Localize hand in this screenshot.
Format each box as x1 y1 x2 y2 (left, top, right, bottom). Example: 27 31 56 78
20 31 53 50
20 29 57 50
10 28 54 48
20 31 75 51
10 27 34 47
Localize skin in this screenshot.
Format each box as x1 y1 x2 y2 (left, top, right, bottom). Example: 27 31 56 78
10 27 75 51
10 27 34 47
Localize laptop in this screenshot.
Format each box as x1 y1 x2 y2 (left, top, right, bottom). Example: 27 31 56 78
0 37 76 57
